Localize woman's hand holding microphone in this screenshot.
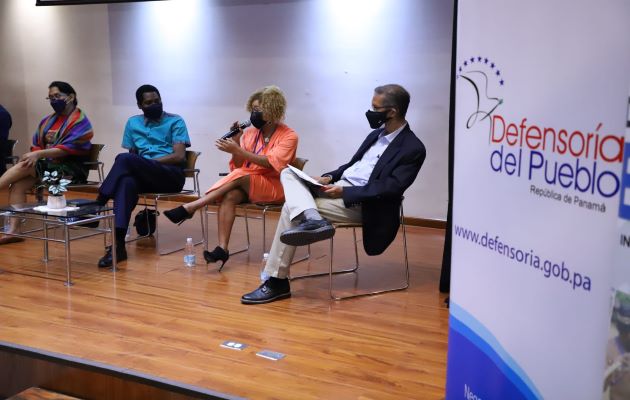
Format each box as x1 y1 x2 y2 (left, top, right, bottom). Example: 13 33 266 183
216 121 244 155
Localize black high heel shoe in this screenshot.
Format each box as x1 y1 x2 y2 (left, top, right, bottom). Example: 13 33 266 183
164 205 193 225
203 246 229 271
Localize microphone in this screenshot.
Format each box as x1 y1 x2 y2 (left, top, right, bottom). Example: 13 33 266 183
220 120 251 140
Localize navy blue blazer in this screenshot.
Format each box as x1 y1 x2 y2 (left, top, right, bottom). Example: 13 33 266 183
0 105 12 176
324 124 426 255
0 104 11 142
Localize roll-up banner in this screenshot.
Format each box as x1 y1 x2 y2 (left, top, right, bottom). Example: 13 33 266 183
446 1 630 399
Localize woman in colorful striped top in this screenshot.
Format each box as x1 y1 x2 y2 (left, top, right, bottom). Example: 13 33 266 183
0 81 94 245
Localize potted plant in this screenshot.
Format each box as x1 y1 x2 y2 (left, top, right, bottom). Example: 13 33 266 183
40 170 71 209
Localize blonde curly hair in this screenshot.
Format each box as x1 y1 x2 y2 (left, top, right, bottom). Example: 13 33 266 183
246 85 287 123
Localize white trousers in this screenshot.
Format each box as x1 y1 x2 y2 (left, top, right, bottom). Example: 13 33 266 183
263 168 362 279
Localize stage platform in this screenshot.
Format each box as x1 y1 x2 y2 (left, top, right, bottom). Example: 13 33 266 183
0 195 448 399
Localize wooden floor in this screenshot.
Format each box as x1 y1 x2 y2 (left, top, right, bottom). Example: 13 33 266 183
0 192 449 399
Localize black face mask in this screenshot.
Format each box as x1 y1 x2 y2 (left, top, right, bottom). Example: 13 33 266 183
50 99 67 114
250 111 266 129
143 103 163 120
365 109 391 129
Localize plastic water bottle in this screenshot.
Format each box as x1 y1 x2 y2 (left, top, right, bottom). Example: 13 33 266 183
184 237 196 267
2 212 11 234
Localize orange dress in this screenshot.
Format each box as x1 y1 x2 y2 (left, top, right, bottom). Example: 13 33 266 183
206 123 298 203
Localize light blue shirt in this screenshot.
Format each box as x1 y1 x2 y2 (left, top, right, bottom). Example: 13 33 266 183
122 112 190 160
340 123 407 186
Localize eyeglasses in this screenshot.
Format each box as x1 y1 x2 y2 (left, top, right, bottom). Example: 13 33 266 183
45 93 68 101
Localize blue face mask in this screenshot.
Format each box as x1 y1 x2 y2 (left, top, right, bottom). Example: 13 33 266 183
50 98 67 114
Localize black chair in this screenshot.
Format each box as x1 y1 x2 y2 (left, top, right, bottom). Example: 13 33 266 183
4 138 18 167
67 143 106 188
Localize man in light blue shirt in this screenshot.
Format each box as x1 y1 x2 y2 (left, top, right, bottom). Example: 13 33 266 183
96 84 191 268
121 108 189 160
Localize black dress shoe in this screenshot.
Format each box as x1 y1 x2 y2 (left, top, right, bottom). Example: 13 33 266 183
241 277 291 305
279 218 335 246
98 245 127 268
203 246 229 271
164 205 193 225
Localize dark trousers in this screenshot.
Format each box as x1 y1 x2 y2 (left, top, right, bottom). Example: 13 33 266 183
99 153 185 229
0 140 7 176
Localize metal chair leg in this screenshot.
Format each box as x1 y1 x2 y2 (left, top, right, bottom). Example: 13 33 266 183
204 205 209 252
64 225 73 287
103 211 109 249
154 196 161 253
109 213 117 272
262 206 268 255
205 205 250 256
260 206 310 264
289 244 311 266
352 228 359 268
154 196 203 256
329 208 410 301
290 229 358 281
43 216 49 262
228 205 250 256
199 205 206 252
243 206 250 250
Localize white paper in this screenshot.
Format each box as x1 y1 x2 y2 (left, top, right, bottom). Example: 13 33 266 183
287 164 323 186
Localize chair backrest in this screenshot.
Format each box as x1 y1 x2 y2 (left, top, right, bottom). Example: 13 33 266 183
86 143 105 170
290 157 308 171
184 150 201 178
4 139 18 166
6 139 17 155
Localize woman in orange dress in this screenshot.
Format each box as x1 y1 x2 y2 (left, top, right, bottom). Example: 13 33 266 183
164 86 298 268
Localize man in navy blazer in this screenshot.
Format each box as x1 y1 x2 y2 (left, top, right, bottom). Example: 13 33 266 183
242 84 426 304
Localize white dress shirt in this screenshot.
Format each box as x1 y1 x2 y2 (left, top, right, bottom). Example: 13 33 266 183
340 123 407 186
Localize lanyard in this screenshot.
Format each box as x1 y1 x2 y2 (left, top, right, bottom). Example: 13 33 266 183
246 130 266 167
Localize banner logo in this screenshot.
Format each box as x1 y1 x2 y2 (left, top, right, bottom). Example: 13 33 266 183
457 56 504 132
458 55 623 210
